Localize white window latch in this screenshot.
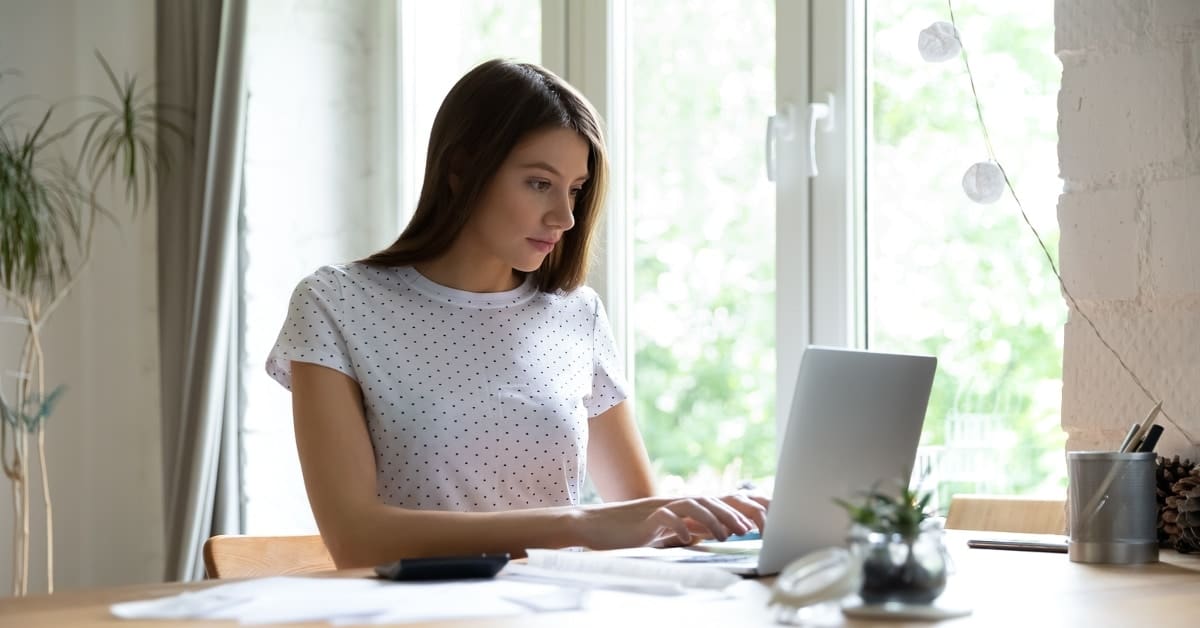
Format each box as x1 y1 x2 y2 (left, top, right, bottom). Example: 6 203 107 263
765 103 796 182
806 93 834 177
765 93 835 181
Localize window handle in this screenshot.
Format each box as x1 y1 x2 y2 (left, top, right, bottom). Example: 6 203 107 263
765 103 797 182
806 94 834 177
766 95 834 181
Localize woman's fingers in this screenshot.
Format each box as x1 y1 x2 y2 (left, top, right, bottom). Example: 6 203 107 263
721 494 770 531
623 492 773 548
648 506 693 544
663 499 731 540
695 496 755 535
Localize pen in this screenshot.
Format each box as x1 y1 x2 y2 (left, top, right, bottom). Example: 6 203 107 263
1135 424 1164 453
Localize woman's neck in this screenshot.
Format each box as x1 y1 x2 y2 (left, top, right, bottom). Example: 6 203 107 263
412 255 522 293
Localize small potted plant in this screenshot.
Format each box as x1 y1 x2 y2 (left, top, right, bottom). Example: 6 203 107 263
836 481 948 605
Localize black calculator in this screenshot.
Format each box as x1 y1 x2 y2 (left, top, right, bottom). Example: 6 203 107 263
374 553 511 581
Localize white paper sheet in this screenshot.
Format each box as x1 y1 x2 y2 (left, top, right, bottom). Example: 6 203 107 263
111 576 574 625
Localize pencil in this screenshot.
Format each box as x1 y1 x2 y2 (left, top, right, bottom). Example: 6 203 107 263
1117 422 1141 452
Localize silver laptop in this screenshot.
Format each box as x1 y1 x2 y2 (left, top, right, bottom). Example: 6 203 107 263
676 346 936 576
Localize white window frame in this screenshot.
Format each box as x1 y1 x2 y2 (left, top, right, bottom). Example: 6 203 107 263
809 0 865 353
773 0 814 444
780 0 863 440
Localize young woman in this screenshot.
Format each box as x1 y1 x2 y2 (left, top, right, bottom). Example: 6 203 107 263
267 59 768 568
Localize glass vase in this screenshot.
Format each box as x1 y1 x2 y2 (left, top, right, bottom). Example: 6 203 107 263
849 520 949 605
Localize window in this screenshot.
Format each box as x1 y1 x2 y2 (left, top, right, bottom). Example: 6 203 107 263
625 1 777 493
859 0 1066 504
240 0 1064 533
617 0 1066 499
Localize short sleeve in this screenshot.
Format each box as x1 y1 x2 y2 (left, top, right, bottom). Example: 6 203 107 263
265 267 357 390
583 292 631 417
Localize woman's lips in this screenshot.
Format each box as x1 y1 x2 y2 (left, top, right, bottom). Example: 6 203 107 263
527 238 556 253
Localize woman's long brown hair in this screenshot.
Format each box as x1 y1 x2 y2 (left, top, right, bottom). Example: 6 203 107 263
361 59 608 293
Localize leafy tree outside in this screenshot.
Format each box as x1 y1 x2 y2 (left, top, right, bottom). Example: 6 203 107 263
628 0 1066 505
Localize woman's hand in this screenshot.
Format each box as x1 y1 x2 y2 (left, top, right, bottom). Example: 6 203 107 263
576 493 770 550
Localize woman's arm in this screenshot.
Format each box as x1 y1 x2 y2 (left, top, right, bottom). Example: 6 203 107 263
292 362 767 568
585 401 655 501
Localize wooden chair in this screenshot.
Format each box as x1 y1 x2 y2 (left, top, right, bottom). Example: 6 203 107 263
945 494 1067 535
202 534 336 578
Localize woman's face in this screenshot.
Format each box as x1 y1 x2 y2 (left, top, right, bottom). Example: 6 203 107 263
459 127 590 275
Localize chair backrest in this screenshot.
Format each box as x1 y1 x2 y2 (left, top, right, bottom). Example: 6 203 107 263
203 534 336 579
945 494 1067 535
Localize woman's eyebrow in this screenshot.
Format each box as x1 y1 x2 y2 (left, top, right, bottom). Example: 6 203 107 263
519 161 590 181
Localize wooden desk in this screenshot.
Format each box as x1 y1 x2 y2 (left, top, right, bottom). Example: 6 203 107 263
3 534 1199 627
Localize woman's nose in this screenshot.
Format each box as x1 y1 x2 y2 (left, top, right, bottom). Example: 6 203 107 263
546 192 575 230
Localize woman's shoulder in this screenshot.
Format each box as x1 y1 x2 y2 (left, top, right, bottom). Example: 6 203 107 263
538 283 602 313
293 261 395 289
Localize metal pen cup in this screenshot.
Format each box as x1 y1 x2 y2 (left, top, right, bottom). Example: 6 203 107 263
1067 451 1158 564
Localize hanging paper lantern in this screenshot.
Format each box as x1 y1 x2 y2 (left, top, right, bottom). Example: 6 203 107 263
918 22 961 63
962 161 1005 204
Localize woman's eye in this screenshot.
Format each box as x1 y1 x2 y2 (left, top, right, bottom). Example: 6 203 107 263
569 187 582 197
529 179 552 192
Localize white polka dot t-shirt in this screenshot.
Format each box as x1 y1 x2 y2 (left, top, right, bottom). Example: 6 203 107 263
266 263 629 512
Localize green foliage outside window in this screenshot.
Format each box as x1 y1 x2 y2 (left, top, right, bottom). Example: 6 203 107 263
630 0 777 484
630 0 1066 502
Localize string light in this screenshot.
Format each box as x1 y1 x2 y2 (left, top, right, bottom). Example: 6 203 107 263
917 21 961 63
961 161 1004 204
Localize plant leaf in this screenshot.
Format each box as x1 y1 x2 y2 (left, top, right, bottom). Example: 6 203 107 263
0 393 16 428
30 385 66 426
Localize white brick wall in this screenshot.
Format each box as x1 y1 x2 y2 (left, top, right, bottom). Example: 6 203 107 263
1055 0 1146 53
1057 48 1186 180
1058 0 1200 459
1146 175 1200 295
1057 187 1138 299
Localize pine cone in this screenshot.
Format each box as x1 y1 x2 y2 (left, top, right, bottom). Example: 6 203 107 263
1171 470 1200 553
1156 455 1197 551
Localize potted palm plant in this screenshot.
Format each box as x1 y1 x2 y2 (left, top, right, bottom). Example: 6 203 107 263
0 51 181 595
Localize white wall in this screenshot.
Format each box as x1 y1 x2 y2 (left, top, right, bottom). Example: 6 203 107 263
1057 0 1200 459
0 0 162 594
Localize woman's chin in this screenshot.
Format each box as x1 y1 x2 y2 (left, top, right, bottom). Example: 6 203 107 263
514 257 547 273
